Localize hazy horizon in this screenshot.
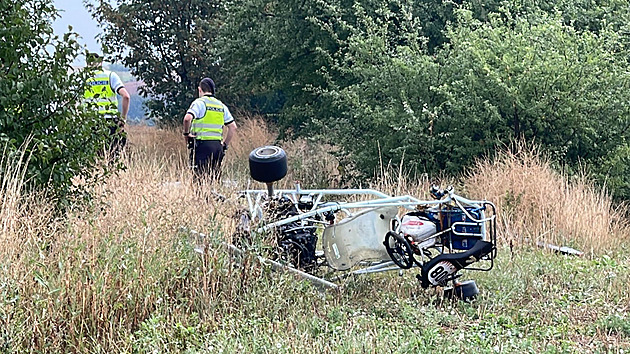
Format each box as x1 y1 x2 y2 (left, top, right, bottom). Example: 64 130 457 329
52 0 102 65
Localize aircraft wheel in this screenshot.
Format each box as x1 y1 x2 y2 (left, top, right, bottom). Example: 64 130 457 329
384 231 414 269
249 146 288 183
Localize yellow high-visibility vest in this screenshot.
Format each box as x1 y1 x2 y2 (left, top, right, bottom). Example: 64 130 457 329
191 96 224 140
84 71 118 117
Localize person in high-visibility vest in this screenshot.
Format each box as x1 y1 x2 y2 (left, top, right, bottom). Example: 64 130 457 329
84 52 131 155
182 77 237 179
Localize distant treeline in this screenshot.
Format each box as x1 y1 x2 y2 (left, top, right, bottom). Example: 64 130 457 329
5 0 629 200
91 0 630 197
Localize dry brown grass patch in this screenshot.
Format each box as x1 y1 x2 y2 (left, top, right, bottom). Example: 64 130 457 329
465 141 630 254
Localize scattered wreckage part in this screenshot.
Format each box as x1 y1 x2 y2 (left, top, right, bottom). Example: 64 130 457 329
443 280 480 301
277 230 319 271
260 196 320 270
249 146 288 185
256 195 436 234
245 187 391 200
185 227 339 290
244 188 448 227
330 261 405 281
321 206 398 270
536 241 584 256
384 231 415 269
419 240 494 288
243 185 493 236
348 261 402 275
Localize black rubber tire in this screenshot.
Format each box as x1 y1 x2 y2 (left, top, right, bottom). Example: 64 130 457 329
249 146 288 183
384 231 414 269
455 280 479 300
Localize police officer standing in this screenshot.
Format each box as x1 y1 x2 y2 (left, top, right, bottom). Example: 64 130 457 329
182 78 237 179
84 52 131 155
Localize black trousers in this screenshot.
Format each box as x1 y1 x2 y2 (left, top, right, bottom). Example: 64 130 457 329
98 119 126 159
189 139 224 179
109 121 127 154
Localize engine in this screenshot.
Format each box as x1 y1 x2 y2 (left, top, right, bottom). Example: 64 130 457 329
264 196 319 271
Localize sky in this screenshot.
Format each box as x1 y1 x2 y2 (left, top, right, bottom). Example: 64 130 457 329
52 0 101 64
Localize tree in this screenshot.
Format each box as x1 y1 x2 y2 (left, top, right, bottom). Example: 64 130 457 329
294 2 630 193
312 1 441 175
434 9 630 194
88 0 226 125
221 0 446 139
0 0 112 202
220 0 351 134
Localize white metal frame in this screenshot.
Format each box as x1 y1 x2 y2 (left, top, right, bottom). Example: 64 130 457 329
242 184 497 276
187 184 497 289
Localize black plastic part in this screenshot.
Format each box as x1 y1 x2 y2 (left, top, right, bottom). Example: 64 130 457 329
384 231 415 269
279 231 318 271
456 280 479 299
419 240 493 288
444 280 479 301
249 146 288 183
272 197 319 271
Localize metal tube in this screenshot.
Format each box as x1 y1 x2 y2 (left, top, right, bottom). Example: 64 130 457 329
256 197 440 232
243 188 392 199
353 261 396 272
185 227 339 290
351 266 406 275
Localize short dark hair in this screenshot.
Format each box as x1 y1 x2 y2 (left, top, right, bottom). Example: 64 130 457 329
199 77 216 95
86 52 103 65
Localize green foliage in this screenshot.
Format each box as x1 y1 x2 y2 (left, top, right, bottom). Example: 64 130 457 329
414 0 503 52
436 9 630 188
266 1 630 194
514 0 630 33
598 314 630 337
88 0 226 125
132 314 208 352
220 0 348 133
222 0 448 175
88 0 630 196
0 0 112 201
590 143 630 199
314 1 442 175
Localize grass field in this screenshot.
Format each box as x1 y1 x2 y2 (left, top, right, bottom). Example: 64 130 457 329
1 122 628 352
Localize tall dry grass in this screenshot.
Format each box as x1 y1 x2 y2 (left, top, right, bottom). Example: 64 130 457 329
1 142 32 245
2 118 628 351
0 127 251 350
313 139 629 255
0 117 341 351
464 141 630 254
130 116 340 188
0 140 59 268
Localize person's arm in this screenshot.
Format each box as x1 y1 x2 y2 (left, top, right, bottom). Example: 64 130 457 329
118 87 130 121
110 72 129 121
183 100 203 140
222 105 236 148
223 121 237 147
183 113 193 136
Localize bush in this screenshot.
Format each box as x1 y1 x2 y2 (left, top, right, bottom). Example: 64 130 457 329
0 0 114 202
